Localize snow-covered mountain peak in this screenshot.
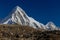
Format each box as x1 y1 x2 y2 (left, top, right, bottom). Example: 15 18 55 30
15 6 20 8
1 6 59 30
47 21 55 25
14 6 22 10
46 21 57 30
46 21 56 26
15 6 23 11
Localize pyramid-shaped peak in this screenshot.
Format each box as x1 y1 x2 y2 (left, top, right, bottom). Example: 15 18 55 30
10 5 26 15
15 6 21 9
14 6 23 11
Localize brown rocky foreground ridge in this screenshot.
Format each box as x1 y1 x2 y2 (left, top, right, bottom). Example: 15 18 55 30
0 24 60 40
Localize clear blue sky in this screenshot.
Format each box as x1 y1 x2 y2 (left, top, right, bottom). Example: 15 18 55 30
0 0 60 26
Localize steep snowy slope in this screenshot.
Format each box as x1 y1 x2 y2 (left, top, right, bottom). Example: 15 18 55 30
1 6 59 30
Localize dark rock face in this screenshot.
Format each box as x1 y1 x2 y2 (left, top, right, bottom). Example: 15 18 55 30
0 25 60 40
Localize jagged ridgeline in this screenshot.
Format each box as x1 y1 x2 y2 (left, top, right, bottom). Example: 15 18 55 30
0 6 59 30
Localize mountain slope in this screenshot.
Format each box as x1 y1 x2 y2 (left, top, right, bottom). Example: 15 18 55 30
1 6 59 30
